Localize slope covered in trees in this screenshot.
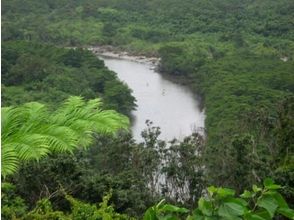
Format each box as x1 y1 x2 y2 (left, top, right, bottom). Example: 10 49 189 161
2 41 136 115
2 0 294 56
1 0 294 219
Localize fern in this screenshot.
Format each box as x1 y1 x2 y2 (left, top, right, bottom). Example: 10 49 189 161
1 96 129 177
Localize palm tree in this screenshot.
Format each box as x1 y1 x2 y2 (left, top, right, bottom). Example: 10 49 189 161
1 96 129 177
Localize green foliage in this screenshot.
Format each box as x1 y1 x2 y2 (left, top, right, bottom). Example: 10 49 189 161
2 0 294 52
7 124 204 218
1 96 129 177
21 192 132 220
158 44 206 76
144 199 189 220
1 41 136 115
8 130 158 218
161 133 206 205
144 179 294 220
66 192 132 220
1 183 28 220
2 0 294 218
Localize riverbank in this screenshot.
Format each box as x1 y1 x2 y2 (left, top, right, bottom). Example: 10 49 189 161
88 45 205 110
88 46 160 66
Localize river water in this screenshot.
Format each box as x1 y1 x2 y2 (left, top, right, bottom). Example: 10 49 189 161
101 55 205 141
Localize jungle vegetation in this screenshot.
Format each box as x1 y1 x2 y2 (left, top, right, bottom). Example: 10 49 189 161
1 0 294 219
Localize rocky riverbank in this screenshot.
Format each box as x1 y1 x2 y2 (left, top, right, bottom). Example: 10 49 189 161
88 46 160 67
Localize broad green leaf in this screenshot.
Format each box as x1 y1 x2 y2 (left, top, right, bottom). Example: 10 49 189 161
257 195 278 218
225 198 248 206
144 207 157 220
271 192 288 208
244 213 267 220
217 188 235 197
278 208 294 219
253 209 271 219
191 208 205 219
218 202 245 218
198 198 213 216
263 178 281 190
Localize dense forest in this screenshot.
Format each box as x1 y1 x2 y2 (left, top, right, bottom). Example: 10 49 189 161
1 0 294 219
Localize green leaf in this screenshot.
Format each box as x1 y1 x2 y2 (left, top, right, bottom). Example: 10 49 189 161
225 198 248 207
241 190 254 199
144 207 157 220
1 145 19 177
218 202 245 218
252 185 262 193
161 204 189 213
156 200 166 209
278 208 294 219
271 192 288 208
191 208 205 219
257 195 278 218
263 178 281 190
263 178 274 186
217 188 235 198
244 213 267 220
207 186 217 196
198 198 213 216
253 209 271 219
1 96 129 177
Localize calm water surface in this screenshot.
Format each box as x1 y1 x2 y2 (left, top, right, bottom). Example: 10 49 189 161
101 56 205 141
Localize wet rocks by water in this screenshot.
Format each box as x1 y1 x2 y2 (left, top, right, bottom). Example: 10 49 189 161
88 46 160 67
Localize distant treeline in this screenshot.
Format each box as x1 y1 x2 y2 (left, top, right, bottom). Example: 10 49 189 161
1 0 294 218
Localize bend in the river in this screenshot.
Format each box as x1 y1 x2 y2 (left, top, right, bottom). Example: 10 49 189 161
94 52 205 141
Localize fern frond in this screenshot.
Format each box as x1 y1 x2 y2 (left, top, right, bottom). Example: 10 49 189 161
1 96 130 176
1 144 19 177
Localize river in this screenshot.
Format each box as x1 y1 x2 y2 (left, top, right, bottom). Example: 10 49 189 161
100 55 205 141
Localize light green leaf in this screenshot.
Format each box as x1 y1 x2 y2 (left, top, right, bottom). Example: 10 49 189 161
244 213 267 220
241 190 254 199
218 202 245 217
263 178 281 190
257 195 278 218
161 204 189 213
1 96 129 177
278 208 294 219
144 207 157 220
217 188 235 198
198 198 213 216
225 198 248 207
207 186 217 196
253 185 262 193
271 192 288 208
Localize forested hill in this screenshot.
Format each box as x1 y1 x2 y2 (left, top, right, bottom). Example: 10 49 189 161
1 0 294 219
2 0 294 56
2 41 136 115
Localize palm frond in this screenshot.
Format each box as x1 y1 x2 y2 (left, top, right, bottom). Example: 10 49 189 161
1 144 19 177
1 96 130 176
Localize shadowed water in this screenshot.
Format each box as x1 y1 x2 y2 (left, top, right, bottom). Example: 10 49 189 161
101 56 205 141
